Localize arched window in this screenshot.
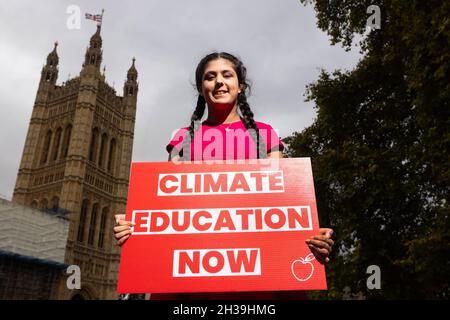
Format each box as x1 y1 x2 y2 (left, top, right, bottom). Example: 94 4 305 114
51 196 59 212
107 138 116 173
41 130 52 164
88 203 98 246
62 124 72 158
98 133 108 168
77 199 89 243
40 198 48 210
88 128 99 162
52 127 62 161
98 207 108 248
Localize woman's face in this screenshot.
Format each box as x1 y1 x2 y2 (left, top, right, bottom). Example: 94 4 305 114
201 58 242 109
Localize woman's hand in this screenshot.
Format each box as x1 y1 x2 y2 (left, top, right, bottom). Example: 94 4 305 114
114 214 134 246
306 228 334 265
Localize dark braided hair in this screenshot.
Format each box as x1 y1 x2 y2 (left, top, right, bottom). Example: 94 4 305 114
178 52 267 161
178 95 206 160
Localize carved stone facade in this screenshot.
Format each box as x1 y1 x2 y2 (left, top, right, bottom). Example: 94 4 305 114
12 25 138 299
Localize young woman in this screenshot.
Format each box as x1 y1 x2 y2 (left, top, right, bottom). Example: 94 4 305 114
114 52 334 299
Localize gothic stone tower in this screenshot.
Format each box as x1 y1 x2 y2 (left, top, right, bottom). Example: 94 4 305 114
12 25 138 299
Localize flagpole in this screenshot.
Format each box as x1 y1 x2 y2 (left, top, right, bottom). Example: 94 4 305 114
100 8 104 27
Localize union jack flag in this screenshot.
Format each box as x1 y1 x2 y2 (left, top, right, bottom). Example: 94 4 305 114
85 13 102 23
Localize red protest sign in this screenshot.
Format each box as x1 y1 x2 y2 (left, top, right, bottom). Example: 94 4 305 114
117 158 327 294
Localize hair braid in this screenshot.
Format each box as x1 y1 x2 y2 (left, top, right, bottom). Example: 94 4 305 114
238 92 267 159
179 95 206 160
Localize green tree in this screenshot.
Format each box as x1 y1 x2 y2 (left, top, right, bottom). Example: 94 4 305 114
285 0 450 299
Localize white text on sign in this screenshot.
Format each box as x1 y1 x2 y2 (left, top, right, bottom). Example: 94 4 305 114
173 248 261 277
157 171 284 196
132 206 312 235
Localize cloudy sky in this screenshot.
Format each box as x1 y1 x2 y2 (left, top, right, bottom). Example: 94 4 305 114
0 0 362 199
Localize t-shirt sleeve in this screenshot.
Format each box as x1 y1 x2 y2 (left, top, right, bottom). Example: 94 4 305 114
166 127 188 155
259 123 285 154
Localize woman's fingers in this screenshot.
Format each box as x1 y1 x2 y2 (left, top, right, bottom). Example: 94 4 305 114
113 214 133 246
116 220 134 227
307 243 330 256
306 238 332 253
115 214 126 224
309 235 334 249
114 229 132 240
113 221 134 234
117 234 130 246
113 225 131 233
319 228 334 238
308 245 329 264
310 234 334 244
307 235 334 249
305 228 334 264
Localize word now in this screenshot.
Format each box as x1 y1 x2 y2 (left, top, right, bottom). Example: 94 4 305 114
132 206 312 234
157 171 284 196
173 248 261 277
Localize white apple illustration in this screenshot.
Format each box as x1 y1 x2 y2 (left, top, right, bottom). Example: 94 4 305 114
291 253 315 282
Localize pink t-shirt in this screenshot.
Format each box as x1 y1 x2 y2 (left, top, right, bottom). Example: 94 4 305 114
166 120 284 160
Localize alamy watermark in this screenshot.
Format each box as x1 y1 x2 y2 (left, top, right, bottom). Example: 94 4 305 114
366 5 381 30
168 124 282 170
66 265 81 290
366 265 381 290
66 5 81 30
